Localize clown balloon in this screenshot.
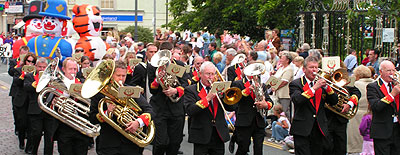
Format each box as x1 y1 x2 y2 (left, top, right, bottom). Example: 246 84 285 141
27 0 72 62
12 1 44 59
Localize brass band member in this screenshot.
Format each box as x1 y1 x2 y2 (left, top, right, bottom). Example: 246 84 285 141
54 57 91 155
184 61 234 154
125 52 146 89
366 60 400 155
289 56 339 155
89 60 154 155
13 52 37 152
231 63 274 155
24 57 54 155
149 42 189 155
188 56 204 85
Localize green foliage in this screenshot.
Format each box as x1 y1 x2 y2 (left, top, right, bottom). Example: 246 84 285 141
121 26 154 43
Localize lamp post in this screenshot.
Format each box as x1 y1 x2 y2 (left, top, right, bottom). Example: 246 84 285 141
134 0 138 42
153 0 156 36
166 0 168 29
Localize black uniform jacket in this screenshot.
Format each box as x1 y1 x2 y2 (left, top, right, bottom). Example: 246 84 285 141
289 76 339 137
184 82 234 144
126 63 147 89
8 58 20 97
231 78 273 128
367 78 400 139
89 92 154 148
227 64 241 82
148 59 189 117
12 67 29 107
24 72 42 115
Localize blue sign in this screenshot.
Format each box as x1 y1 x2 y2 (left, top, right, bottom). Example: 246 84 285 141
101 15 143 22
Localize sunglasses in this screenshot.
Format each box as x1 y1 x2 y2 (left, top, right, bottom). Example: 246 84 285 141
75 49 84 52
26 59 36 63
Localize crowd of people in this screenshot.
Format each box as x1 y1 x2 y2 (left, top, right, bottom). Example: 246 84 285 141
5 19 400 155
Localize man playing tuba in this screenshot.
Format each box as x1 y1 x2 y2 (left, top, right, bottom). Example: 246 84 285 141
89 60 154 155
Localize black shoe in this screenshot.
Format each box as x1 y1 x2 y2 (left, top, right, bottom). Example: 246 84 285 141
229 139 235 153
19 143 25 150
177 150 183 154
25 145 33 154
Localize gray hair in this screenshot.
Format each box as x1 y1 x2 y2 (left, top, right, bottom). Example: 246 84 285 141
36 57 48 65
303 56 320 67
308 49 321 60
301 43 310 51
226 48 237 56
200 61 215 73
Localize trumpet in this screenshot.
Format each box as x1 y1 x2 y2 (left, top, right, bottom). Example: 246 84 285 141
390 74 400 84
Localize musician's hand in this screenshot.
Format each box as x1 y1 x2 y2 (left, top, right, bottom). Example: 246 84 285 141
107 104 116 113
163 87 177 97
391 85 400 97
206 93 217 102
158 67 166 78
125 120 140 134
249 85 255 91
313 79 326 90
271 87 276 92
341 103 350 113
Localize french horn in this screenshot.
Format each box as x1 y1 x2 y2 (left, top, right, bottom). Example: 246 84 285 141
37 57 100 137
81 60 155 147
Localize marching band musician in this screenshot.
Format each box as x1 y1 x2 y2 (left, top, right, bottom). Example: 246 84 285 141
12 52 37 152
124 52 147 89
53 57 91 155
24 57 55 155
188 56 204 85
8 45 30 136
148 42 190 155
231 62 274 155
226 54 245 82
366 60 400 155
184 61 235 154
289 56 339 155
89 60 154 155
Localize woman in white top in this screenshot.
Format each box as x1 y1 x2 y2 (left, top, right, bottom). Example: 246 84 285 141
272 51 294 119
292 56 305 80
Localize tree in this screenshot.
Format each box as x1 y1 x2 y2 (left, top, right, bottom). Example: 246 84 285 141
121 26 153 43
167 0 306 41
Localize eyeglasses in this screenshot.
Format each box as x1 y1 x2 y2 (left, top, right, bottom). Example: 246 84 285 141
75 49 84 52
26 59 36 63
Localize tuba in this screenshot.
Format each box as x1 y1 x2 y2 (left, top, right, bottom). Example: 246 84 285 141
314 68 358 119
151 50 181 102
37 57 100 137
244 63 268 117
81 60 155 147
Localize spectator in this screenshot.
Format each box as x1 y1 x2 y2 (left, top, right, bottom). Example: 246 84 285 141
272 51 294 120
269 47 279 68
271 28 281 51
366 49 379 75
196 32 204 56
154 28 163 41
359 105 374 155
106 31 114 44
299 43 310 59
261 51 274 84
344 49 358 75
292 56 305 80
268 104 291 143
209 42 217 63
361 49 370 66
347 65 373 154
213 52 225 73
255 41 269 61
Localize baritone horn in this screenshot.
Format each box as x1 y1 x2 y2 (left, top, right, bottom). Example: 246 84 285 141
244 63 267 117
37 57 100 137
81 60 155 147
313 68 358 119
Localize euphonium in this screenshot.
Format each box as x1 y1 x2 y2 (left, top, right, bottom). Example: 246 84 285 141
150 50 181 102
81 60 155 147
244 63 267 117
313 68 358 119
37 57 100 137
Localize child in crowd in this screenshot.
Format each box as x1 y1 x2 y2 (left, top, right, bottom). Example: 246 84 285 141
359 105 374 155
268 104 290 143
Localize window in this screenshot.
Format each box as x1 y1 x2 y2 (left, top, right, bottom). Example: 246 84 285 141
101 0 114 9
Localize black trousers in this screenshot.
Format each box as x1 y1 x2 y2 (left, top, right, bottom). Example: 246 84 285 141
97 142 144 155
29 113 57 155
15 103 29 145
193 127 225 155
152 115 184 155
235 119 265 155
294 121 327 155
374 123 400 155
323 119 347 155
56 123 90 155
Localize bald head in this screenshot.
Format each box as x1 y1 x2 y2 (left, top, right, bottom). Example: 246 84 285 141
380 60 396 83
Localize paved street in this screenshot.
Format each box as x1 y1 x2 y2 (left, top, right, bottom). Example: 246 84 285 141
0 62 291 154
